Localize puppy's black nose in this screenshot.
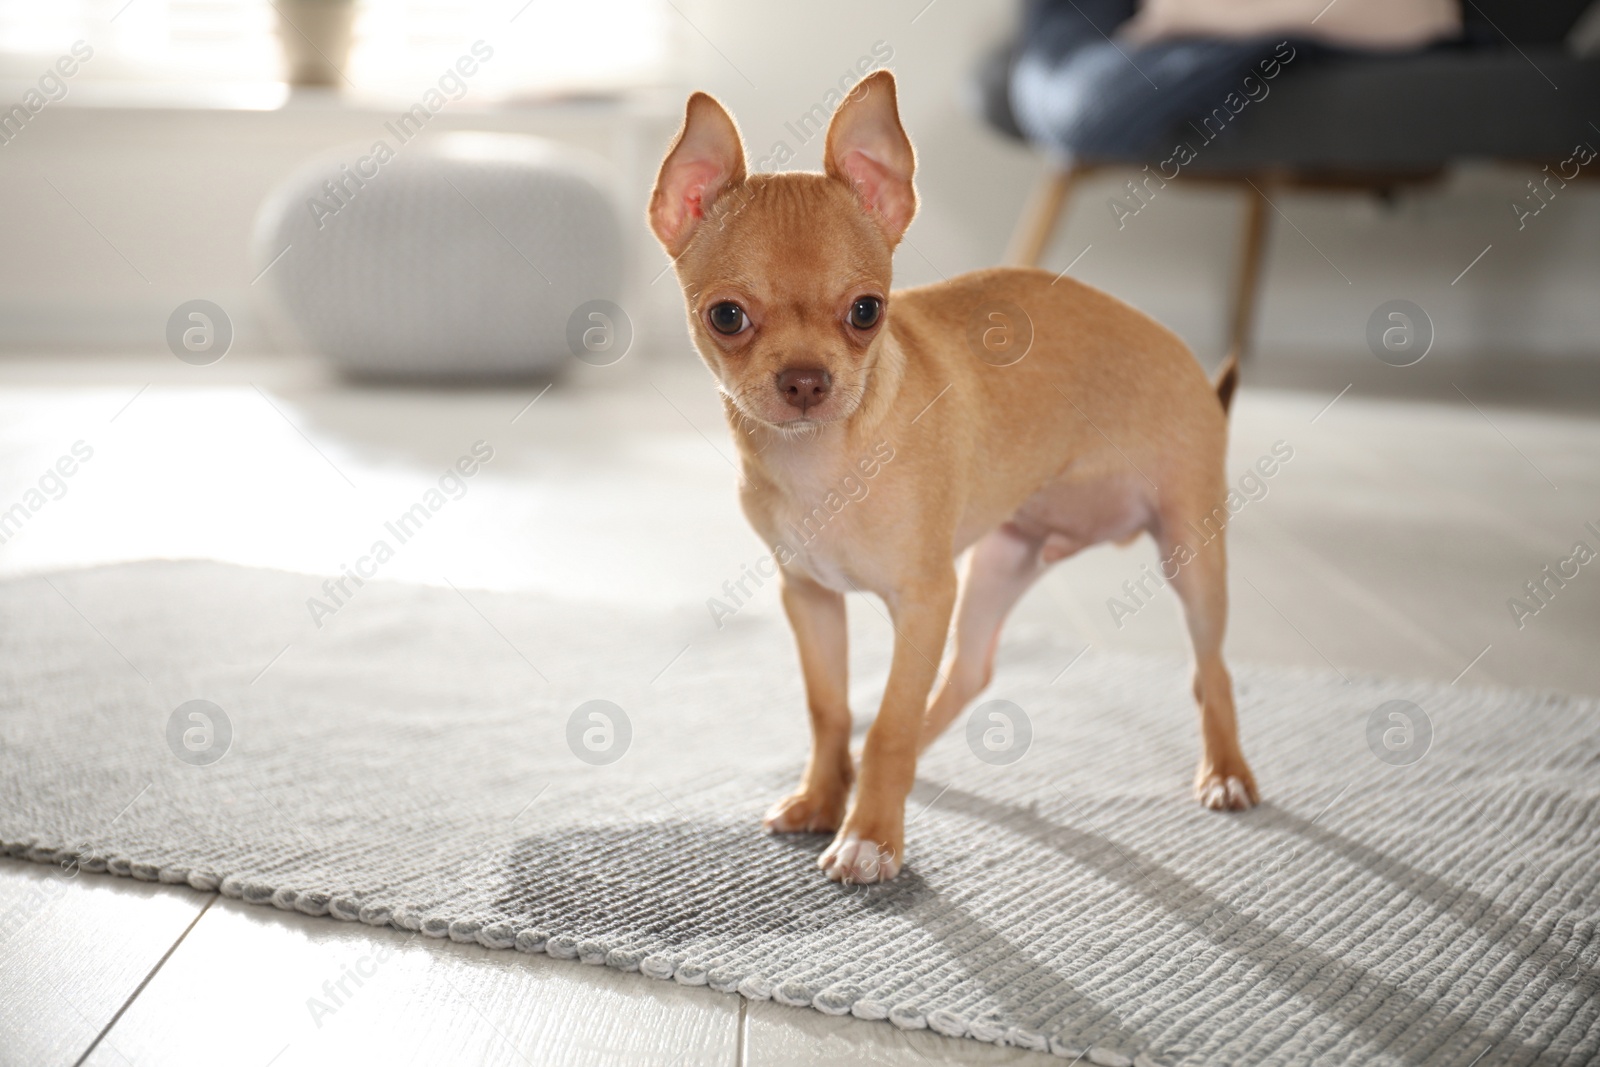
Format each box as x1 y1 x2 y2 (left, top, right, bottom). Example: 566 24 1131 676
777 367 832 412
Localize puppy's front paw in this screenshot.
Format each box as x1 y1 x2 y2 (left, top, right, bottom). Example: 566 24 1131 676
819 815 904 883
1195 764 1258 811
763 787 847 834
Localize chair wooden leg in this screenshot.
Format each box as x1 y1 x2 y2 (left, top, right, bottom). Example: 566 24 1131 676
1006 166 1083 268
1227 184 1270 363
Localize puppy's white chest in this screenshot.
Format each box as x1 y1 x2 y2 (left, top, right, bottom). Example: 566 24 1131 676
764 489 864 592
744 438 897 595
783 539 857 593
753 482 873 594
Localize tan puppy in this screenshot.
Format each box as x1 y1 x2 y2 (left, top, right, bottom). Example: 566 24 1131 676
649 71 1256 884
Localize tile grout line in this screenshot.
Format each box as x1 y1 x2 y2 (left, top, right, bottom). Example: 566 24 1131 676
71 892 218 1067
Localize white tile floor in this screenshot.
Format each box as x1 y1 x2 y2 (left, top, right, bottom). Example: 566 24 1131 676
2 351 1596 1066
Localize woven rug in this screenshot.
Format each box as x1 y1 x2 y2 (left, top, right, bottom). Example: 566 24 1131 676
2 560 1597 1065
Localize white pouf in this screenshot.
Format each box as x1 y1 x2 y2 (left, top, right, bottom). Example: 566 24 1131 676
253 131 624 380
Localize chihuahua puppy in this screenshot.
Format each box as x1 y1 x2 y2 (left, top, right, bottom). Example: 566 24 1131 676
649 72 1256 884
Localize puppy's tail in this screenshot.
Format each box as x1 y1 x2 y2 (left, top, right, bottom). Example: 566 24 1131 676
1213 353 1240 415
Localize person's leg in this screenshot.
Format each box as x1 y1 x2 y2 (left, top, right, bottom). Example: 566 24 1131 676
1012 35 1314 161
1019 0 1140 56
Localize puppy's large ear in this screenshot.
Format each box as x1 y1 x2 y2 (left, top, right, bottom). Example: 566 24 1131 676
649 92 747 258
824 71 916 245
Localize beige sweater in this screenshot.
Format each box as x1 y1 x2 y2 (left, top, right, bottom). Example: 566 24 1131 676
1122 0 1462 50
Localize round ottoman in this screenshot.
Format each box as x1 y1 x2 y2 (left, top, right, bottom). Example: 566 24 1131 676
253 131 624 380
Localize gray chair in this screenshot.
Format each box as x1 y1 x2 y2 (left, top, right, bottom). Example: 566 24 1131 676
979 0 1600 362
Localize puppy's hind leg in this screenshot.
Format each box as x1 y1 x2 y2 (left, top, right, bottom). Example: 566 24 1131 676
764 571 854 834
920 524 1047 751
1159 523 1258 811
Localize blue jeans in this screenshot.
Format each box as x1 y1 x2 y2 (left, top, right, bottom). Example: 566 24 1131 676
1010 0 1318 161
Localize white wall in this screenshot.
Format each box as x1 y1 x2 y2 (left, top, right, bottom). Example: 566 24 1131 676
1 0 1596 364
0 97 680 355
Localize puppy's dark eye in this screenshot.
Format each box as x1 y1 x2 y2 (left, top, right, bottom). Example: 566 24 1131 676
707 302 748 335
849 297 882 330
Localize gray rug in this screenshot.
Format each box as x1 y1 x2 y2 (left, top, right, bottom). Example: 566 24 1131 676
2 560 1597 1066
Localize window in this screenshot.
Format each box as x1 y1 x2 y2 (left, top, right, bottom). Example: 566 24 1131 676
0 0 674 101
